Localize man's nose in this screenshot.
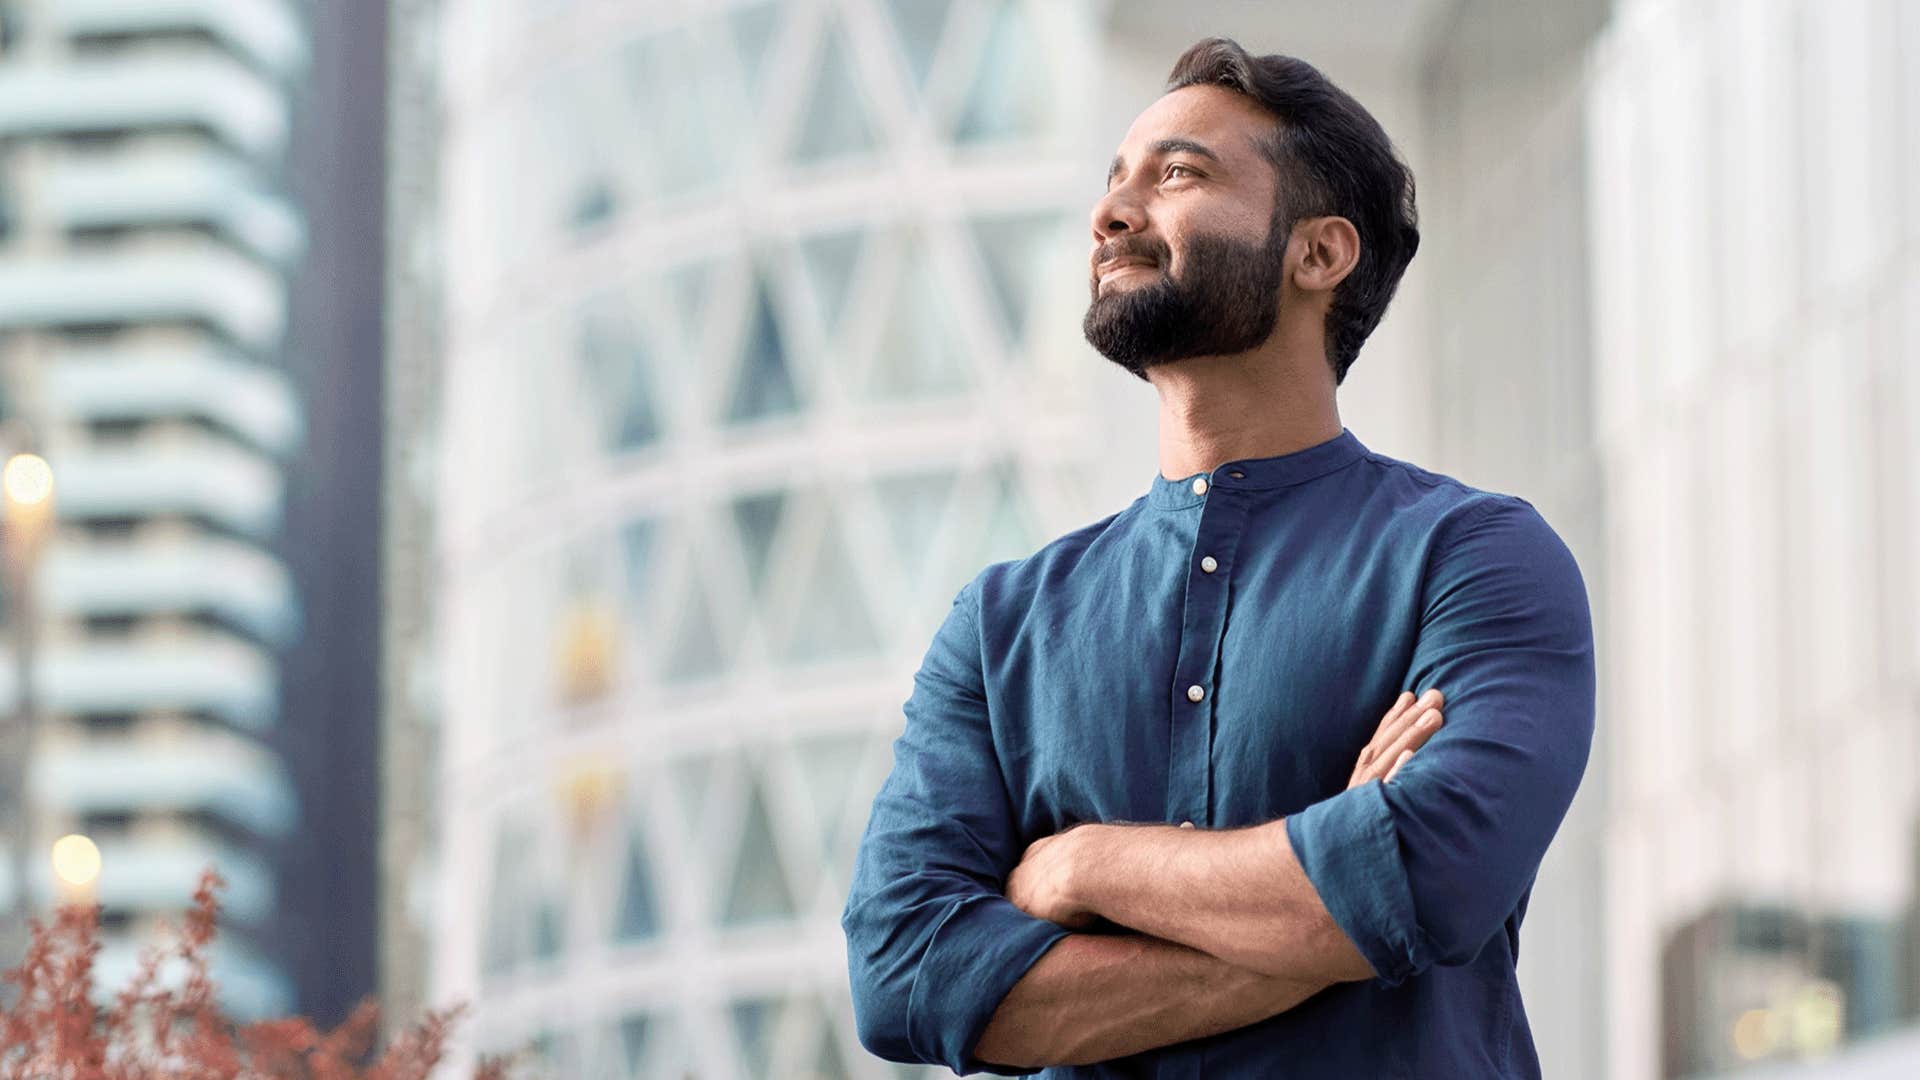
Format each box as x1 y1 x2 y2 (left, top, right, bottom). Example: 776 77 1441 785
1090 187 1144 242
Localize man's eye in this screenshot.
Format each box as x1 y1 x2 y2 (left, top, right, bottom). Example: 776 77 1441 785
1165 163 1197 180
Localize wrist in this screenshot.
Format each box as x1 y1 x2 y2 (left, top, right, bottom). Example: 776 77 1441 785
1063 822 1111 916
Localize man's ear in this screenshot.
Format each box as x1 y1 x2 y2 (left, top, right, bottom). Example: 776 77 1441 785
1291 216 1361 294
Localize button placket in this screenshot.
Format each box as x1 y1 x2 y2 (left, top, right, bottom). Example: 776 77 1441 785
1166 474 1250 831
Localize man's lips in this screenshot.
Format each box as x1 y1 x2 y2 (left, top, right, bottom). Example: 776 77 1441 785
1096 257 1158 281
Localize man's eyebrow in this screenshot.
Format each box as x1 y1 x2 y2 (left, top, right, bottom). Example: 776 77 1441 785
1107 138 1224 186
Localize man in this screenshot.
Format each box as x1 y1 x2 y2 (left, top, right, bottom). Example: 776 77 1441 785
841 37 1594 1078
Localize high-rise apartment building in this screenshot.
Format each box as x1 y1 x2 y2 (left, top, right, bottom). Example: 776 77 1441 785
0 0 311 1018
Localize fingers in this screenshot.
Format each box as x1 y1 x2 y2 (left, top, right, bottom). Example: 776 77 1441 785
1374 705 1444 778
1384 748 1414 783
1362 688 1443 767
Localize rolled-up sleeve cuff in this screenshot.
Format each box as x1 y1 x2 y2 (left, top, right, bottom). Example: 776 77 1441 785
906 893 1074 1075
1285 781 1426 987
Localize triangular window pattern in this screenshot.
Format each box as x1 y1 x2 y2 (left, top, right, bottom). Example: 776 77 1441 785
867 236 968 400
795 732 872 860
792 18 878 161
798 228 865 342
730 491 787 599
969 212 1059 347
670 753 715 835
729 3 781 108
883 0 952 92
954 1 1046 143
731 997 781 1080
618 518 656 633
872 468 956 582
976 461 1037 567
662 577 729 684
577 297 661 453
783 509 881 663
724 275 802 425
613 827 663 943
669 259 714 348
617 1014 649 1078
720 774 797 926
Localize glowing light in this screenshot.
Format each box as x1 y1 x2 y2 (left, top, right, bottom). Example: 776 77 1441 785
2 454 53 506
50 834 101 888
1731 1007 1780 1060
1787 980 1843 1056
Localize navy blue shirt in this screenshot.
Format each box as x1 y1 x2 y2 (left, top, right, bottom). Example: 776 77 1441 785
841 427 1595 1078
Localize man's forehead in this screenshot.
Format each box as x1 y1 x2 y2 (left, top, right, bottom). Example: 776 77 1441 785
1114 84 1271 160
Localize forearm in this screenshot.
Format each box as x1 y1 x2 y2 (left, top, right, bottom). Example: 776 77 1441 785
972 931 1331 1069
1069 820 1375 983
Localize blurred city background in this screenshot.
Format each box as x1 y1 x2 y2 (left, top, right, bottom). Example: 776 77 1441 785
0 0 1914 1077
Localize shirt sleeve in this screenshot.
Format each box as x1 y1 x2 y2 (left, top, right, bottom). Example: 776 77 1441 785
1283 496 1596 987
841 575 1073 1075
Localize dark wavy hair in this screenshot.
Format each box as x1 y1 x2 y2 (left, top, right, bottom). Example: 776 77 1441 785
1165 38 1420 385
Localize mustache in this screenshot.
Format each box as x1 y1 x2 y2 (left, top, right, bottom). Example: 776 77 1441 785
1092 238 1170 269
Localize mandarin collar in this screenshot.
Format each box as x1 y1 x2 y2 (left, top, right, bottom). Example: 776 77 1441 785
1146 427 1369 509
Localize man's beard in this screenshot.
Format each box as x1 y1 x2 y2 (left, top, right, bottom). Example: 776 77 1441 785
1081 214 1289 380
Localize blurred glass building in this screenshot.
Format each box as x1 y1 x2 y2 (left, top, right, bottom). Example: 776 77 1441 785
385 1 1920 1078
0 0 312 1016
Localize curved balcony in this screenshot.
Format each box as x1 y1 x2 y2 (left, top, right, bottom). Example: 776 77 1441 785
51 0 309 80
33 735 297 839
0 244 285 354
0 638 278 731
93 935 292 1020
0 52 286 159
46 343 302 459
45 149 306 266
53 432 285 539
43 538 299 646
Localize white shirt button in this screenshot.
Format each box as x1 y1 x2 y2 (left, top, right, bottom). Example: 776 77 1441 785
1186 684 1205 703
1179 820 1195 829
1191 477 1209 496
1200 555 1218 573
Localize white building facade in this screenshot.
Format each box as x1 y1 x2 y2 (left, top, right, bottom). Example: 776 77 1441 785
391 0 1920 1077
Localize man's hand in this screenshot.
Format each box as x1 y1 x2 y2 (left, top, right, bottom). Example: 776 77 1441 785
1347 688 1444 789
1005 823 1100 929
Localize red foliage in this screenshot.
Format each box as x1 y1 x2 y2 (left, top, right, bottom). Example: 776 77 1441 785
0 869 517 1079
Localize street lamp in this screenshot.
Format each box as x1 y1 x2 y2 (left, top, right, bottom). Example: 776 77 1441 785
2 448 52 937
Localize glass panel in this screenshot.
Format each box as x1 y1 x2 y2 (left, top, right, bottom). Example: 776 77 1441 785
669 258 715 347
872 467 956 582
626 29 734 196
533 895 563 962
866 235 968 400
613 828 662 942
729 2 781 107
662 578 729 684
619 518 657 633
481 823 527 977
954 0 1046 143
969 211 1060 347
975 461 1037 567
720 773 796 926
782 510 881 663
618 1014 649 1078
730 490 788 598
730 997 781 1080
794 732 871 858
883 0 953 91
792 18 878 161
724 274 803 424
670 753 716 834
798 228 866 342
578 295 662 453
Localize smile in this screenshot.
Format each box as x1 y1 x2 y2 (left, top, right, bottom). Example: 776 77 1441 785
1096 259 1158 281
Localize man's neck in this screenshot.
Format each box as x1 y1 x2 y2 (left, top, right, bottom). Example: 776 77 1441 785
1150 351 1342 480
